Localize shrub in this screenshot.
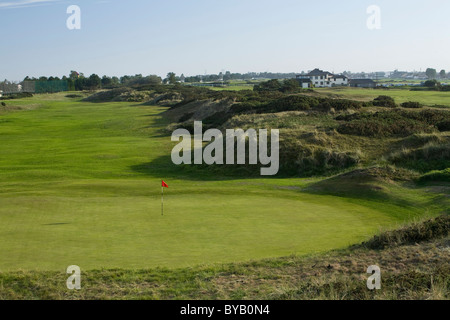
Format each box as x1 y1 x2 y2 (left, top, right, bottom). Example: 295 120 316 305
424 79 440 88
437 121 450 131
373 95 397 108
336 109 449 137
337 118 433 137
1 102 5 106
401 101 422 108
416 109 450 126
318 99 365 111
263 95 319 113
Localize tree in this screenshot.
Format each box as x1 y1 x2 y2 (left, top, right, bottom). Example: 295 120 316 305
167 72 177 84
426 68 437 79
424 79 440 88
120 75 131 84
281 79 300 93
67 78 75 91
224 71 232 81
101 75 112 87
111 76 120 86
254 79 281 92
75 76 87 91
69 70 79 80
88 74 101 90
439 70 446 79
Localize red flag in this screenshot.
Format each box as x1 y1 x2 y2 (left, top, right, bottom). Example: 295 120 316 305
162 180 169 188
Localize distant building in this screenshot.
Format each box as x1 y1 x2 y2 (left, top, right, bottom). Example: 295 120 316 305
297 78 312 89
296 68 348 88
349 79 376 88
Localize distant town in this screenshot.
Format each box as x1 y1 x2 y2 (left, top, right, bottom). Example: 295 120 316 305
0 67 448 96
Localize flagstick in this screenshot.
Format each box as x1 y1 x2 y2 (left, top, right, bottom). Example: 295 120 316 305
161 186 163 216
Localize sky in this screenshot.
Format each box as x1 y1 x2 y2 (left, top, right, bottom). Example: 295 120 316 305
0 0 449 81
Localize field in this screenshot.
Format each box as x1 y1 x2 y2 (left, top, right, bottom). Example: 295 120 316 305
210 84 450 108
0 89 448 299
315 87 450 107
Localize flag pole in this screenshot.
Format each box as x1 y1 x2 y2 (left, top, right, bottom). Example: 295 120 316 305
161 184 164 216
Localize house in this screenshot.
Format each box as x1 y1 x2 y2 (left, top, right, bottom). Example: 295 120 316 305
296 68 349 88
297 78 312 89
349 79 376 88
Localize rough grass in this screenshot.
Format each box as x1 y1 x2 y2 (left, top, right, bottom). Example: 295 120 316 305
360 215 450 249
418 168 450 184
389 142 450 172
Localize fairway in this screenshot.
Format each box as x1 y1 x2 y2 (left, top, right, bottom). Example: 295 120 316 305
0 93 435 271
315 87 450 107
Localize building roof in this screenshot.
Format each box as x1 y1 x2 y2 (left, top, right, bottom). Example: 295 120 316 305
350 79 376 84
306 68 334 77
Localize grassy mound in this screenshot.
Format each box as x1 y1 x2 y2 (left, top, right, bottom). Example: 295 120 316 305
306 166 419 198
360 215 450 249
389 142 450 172
418 168 450 184
337 109 450 137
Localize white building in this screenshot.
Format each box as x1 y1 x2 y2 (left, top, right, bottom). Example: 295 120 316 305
297 68 348 88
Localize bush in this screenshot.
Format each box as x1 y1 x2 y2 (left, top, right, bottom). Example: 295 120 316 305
336 109 449 137
0 92 33 100
437 121 450 131
263 95 319 113
233 96 366 115
401 101 422 109
373 95 397 108
424 79 440 88
337 117 434 138
1 102 5 106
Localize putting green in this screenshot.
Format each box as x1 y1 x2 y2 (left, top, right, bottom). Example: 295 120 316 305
0 93 425 271
0 183 396 271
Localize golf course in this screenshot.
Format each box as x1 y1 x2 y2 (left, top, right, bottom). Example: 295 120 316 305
0 91 446 274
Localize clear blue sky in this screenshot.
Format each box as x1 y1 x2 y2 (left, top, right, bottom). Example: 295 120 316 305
1 0 449 81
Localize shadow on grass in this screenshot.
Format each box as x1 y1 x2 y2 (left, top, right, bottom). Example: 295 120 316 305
130 154 281 182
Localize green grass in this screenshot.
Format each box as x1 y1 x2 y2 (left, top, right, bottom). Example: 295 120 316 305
0 92 445 272
210 85 254 91
315 87 450 107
